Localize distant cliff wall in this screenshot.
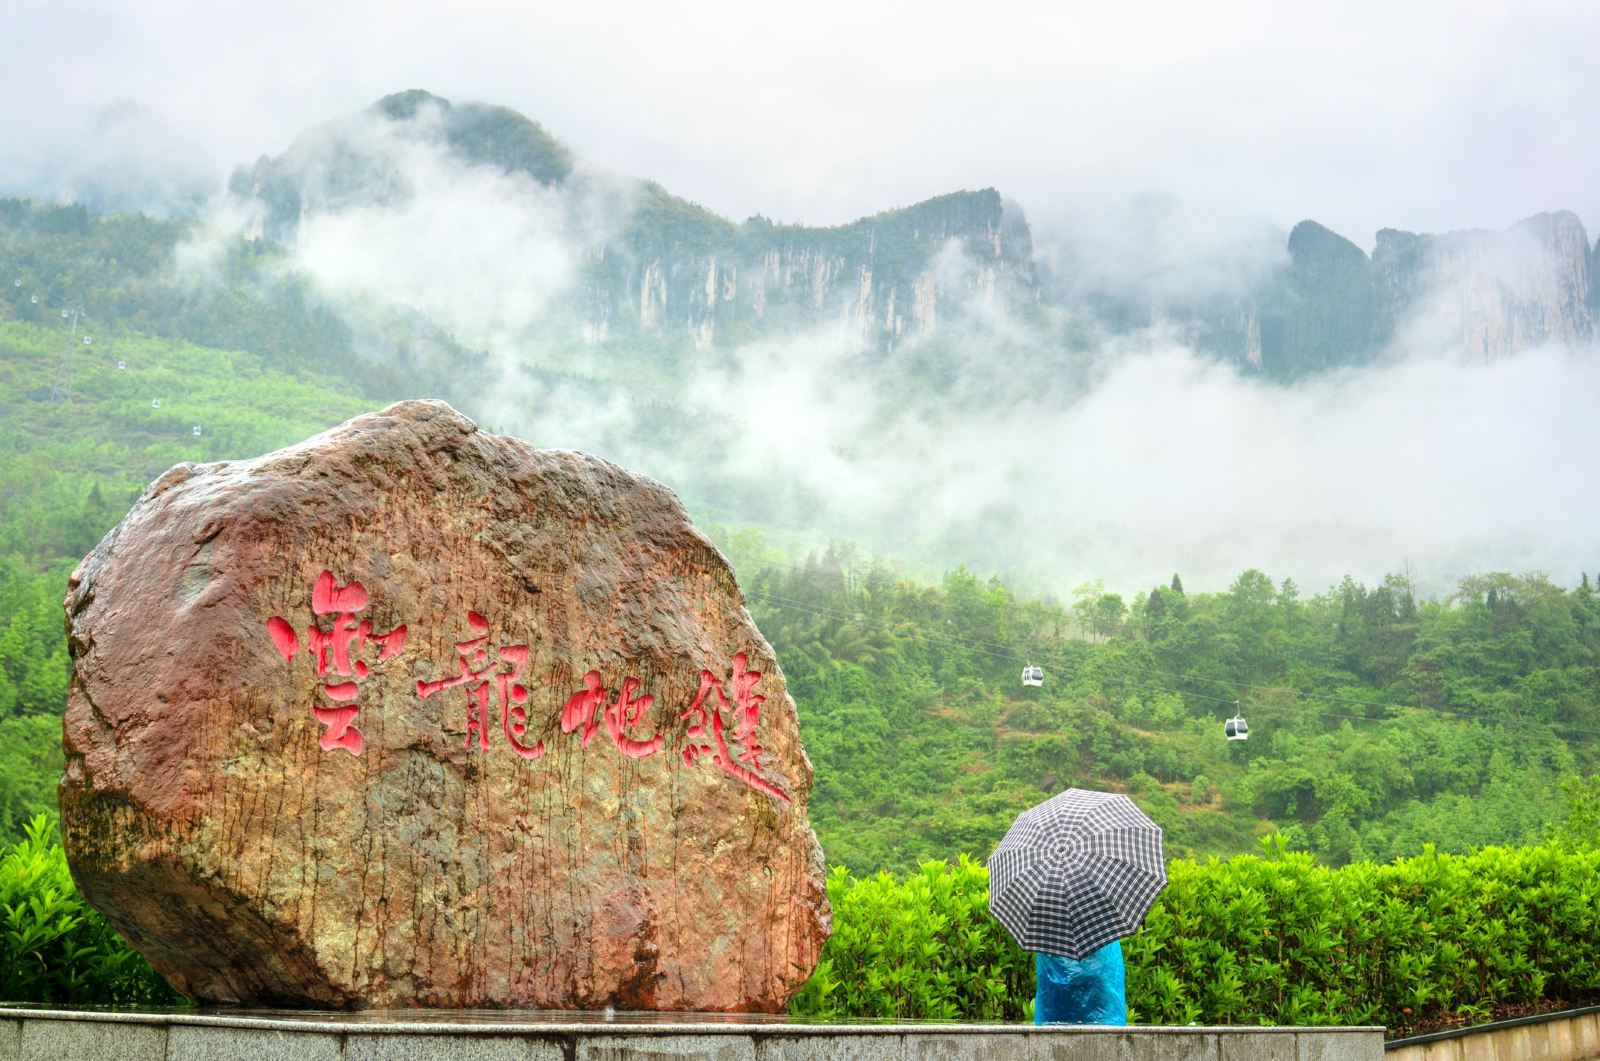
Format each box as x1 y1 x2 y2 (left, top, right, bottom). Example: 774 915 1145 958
231 92 1037 351
583 189 1036 348
1371 210 1594 361
1209 212 1594 376
231 91 1593 375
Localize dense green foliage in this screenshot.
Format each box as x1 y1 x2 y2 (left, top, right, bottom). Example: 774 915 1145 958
0 817 180 1005
3 198 404 387
790 857 1031 1021
723 543 1599 873
793 836 1600 1034
0 307 377 834
3 194 1597 1027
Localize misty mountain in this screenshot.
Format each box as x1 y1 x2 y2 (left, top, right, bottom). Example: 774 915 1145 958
225 90 1600 380
1064 210 1599 378
1236 210 1597 376
229 90 1039 352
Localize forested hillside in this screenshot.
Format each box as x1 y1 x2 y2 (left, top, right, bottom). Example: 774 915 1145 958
0 307 375 837
2 197 1596 873
723 538 1599 871
0 197 465 391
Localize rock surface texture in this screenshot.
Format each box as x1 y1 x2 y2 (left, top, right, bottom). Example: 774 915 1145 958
60 400 829 1010
1372 210 1595 362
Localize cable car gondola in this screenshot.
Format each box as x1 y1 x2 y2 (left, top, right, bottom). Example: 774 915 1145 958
1224 708 1248 742
1021 664 1044 688
192 425 202 436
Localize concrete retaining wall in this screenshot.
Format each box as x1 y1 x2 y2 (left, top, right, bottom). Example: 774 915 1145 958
1386 1006 1600 1060
0 1009 1383 1060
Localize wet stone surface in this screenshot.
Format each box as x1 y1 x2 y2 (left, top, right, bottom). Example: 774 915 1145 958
60 400 829 1010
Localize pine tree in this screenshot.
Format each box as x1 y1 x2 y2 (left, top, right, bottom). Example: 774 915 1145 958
1170 573 1185 594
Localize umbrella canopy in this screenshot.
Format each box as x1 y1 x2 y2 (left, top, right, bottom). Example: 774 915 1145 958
988 788 1167 959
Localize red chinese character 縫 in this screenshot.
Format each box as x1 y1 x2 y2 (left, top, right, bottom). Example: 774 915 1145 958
417 610 542 759
681 652 790 802
560 671 665 759
264 569 408 757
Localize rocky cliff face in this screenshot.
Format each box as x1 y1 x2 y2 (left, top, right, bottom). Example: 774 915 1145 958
1371 210 1594 361
230 90 1593 375
231 91 1037 351
1264 220 1377 376
584 189 1035 349
1592 236 1600 316
1204 212 1595 374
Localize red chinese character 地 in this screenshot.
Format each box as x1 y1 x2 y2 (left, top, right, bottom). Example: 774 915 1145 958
681 652 790 802
560 671 666 759
264 569 408 757
417 610 542 759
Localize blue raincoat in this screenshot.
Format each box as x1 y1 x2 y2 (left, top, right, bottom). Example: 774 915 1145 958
1034 939 1127 1025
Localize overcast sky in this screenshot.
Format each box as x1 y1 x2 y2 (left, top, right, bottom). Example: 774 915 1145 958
3 0 1598 246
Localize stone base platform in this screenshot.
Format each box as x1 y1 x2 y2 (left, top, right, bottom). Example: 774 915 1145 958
0 1007 1381 1060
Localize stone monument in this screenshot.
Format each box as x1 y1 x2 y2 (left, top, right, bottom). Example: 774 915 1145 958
59 400 830 1009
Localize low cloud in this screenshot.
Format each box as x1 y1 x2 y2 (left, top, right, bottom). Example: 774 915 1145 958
225 102 637 354
162 107 1600 600
469 280 1600 597
0 100 213 217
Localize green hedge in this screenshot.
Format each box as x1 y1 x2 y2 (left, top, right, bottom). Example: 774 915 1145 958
0 816 179 1006
5 816 1596 1033
789 857 1033 1021
792 839 1600 1034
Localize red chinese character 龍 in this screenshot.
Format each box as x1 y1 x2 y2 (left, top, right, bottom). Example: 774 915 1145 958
681 652 789 802
264 569 408 757
417 610 542 759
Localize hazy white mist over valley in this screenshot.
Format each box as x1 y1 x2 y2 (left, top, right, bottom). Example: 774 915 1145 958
5 0 1598 597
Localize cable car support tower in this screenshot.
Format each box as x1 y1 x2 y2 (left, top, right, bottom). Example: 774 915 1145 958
48 307 84 404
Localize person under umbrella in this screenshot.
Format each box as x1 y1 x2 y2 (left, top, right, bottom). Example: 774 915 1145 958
987 788 1167 1025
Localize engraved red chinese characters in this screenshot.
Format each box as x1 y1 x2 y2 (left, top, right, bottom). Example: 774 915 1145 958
264 569 408 755
417 610 541 759
682 652 790 802
560 671 666 759
60 399 828 1012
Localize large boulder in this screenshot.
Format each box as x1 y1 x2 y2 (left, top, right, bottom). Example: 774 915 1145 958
60 400 830 1010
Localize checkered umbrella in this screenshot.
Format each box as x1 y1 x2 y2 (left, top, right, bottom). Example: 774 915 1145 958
987 788 1167 959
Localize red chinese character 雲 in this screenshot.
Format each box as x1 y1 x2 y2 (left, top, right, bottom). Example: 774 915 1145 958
264 569 408 757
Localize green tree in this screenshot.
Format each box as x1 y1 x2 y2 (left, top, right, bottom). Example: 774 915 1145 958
1553 774 1600 848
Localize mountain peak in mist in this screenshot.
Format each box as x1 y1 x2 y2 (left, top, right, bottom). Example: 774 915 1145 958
228 90 1040 351
229 89 576 229
226 90 1596 374
372 89 449 120
1287 220 1369 267
375 89 575 187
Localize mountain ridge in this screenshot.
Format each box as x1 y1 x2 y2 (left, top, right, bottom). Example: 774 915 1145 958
229 90 1039 351
218 89 1599 374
